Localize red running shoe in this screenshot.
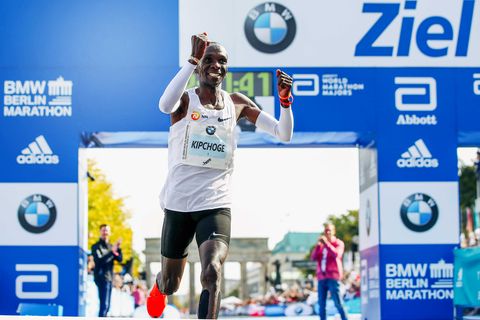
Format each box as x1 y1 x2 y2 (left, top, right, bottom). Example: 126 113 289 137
146 281 167 318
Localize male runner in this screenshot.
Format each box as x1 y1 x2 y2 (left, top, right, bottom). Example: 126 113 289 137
147 32 294 319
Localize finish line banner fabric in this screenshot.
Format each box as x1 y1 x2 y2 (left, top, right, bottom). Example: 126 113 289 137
1 1 480 144
179 0 480 67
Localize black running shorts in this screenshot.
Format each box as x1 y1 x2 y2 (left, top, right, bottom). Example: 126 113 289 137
161 207 231 259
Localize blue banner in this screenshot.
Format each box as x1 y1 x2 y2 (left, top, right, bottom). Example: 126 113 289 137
380 244 456 320
0 246 84 316
360 246 380 320
0 0 178 69
0 126 79 182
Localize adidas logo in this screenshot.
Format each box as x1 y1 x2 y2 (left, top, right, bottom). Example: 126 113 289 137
17 135 60 165
396 139 439 168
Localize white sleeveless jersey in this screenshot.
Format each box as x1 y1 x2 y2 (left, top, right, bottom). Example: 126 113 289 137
160 88 237 212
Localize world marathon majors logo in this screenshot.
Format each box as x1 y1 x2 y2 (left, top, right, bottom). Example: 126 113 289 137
244 2 296 54
400 193 438 232
18 194 57 233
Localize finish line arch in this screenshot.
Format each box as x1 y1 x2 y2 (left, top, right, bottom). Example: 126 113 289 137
1 1 480 319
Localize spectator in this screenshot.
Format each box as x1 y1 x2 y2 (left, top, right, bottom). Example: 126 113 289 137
132 283 147 308
87 254 95 274
311 223 348 320
91 224 123 317
474 149 480 198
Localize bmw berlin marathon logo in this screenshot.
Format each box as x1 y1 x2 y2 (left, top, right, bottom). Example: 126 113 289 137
245 2 296 53
400 193 438 232
18 194 57 233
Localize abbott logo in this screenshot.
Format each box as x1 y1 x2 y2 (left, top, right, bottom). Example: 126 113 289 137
17 135 59 165
474 74 480 95
394 77 437 111
15 264 59 299
292 74 319 96
397 139 439 168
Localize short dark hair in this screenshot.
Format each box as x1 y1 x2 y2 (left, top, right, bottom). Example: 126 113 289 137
99 224 109 230
206 42 228 57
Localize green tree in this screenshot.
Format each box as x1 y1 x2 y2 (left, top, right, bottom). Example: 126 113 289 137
88 159 137 275
326 210 359 252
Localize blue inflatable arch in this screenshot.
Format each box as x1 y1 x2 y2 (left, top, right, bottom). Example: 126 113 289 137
1 1 479 318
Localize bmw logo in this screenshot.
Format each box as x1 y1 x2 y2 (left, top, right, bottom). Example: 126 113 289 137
18 194 57 233
366 199 371 236
206 126 216 135
400 193 438 232
244 2 296 53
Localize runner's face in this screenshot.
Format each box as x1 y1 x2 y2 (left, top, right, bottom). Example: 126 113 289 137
198 45 228 88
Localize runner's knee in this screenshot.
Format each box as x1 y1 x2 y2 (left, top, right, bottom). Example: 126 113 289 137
160 276 180 295
201 262 221 287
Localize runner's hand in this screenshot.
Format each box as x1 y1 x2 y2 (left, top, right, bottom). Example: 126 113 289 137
276 69 293 99
191 32 209 62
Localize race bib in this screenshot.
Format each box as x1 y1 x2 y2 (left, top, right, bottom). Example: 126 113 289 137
182 121 233 170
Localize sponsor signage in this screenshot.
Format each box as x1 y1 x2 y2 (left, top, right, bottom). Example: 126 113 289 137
355 1 474 59
454 69 480 143
15 264 59 299
244 2 296 54
17 135 60 165
268 67 376 134
374 71 456 135
1 1 478 318
0 183 78 246
474 73 480 95
379 182 459 245
3 67 476 145
385 259 453 300
394 77 438 126
17 194 57 234
3 77 73 118
400 193 438 232
292 73 365 97
0 129 78 182
0 246 82 316
360 246 381 320
180 0 480 67
396 139 439 169
380 245 455 320
377 133 457 181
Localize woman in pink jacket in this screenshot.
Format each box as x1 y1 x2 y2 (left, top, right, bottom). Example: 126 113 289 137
310 223 348 320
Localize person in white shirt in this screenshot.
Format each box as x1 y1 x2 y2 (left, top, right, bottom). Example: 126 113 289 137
147 32 294 319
